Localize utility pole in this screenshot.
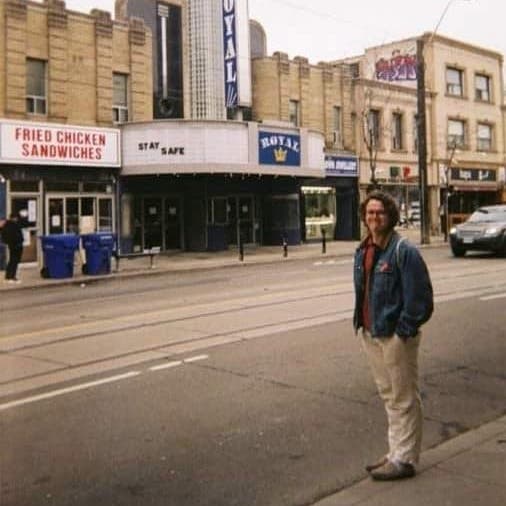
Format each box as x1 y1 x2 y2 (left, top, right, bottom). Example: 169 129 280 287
416 37 430 244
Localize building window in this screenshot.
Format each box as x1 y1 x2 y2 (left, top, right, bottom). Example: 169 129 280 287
367 109 381 147
289 99 300 126
448 119 466 149
475 74 491 102
26 58 47 115
477 123 492 151
112 73 129 124
349 62 360 78
332 106 342 147
392 112 403 150
446 67 464 97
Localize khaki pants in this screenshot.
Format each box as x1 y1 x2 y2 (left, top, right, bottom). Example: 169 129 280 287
361 330 423 465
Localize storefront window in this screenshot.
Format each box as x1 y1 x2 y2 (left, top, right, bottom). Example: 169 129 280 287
83 182 110 193
99 199 113 231
208 198 227 224
271 198 299 230
303 187 336 240
46 181 79 192
49 198 64 234
10 181 39 192
46 196 111 234
66 198 79 234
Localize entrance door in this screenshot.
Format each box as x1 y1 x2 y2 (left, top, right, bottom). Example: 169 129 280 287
165 197 182 249
238 196 254 244
143 198 163 249
226 197 238 245
11 196 40 263
227 196 254 245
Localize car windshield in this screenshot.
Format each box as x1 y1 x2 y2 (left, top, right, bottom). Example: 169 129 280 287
468 210 506 223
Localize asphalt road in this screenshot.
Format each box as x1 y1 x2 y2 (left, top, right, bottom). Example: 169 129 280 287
1 249 505 506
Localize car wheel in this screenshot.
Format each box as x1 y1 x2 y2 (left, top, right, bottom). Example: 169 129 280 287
451 245 466 257
497 236 506 258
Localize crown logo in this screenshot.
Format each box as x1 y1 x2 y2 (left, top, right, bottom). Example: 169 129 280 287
274 147 288 163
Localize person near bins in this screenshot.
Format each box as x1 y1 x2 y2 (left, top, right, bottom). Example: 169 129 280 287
1 212 24 284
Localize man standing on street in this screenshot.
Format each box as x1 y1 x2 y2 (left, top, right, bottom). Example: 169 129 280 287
1 212 24 283
353 191 433 481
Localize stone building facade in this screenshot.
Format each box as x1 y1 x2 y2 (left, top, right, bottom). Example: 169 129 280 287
253 32 506 235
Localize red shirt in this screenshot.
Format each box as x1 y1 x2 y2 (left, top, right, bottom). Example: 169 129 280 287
362 237 377 331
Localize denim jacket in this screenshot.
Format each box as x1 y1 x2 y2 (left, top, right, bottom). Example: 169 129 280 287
353 232 433 338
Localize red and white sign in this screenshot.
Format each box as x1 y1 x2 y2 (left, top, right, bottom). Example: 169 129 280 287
0 120 121 167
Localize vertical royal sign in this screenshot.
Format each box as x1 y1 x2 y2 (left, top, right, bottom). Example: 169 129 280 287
223 0 238 108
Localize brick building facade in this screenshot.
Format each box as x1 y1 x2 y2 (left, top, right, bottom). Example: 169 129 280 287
0 0 152 268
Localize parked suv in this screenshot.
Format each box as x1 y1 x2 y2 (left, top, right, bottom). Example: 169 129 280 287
449 204 506 257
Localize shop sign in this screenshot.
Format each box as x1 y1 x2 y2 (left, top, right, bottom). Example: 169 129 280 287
223 0 238 108
325 155 358 177
450 167 496 183
138 142 185 157
259 132 300 166
0 120 120 167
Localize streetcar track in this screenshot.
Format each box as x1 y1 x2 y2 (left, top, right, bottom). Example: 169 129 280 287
2 288 353 352
0 309 349 388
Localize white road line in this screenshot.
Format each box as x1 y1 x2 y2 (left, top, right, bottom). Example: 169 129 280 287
479 293 506 301
183 354 209 363
149 360 183 371
0 371 140 412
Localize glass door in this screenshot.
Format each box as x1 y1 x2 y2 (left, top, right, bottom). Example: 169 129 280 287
238 196 254 244
226 197 238 245
11 196 40 263
48 198 64 234
165 197 182 249
226 196 255 245
143 197 163 249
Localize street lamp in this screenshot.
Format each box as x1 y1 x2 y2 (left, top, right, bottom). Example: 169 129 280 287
416 0 471 245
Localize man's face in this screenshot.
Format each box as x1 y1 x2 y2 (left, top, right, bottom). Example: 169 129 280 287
365 199 389 236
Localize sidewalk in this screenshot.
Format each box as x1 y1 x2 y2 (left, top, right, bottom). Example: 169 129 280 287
1 228 446 291
315 415 506 506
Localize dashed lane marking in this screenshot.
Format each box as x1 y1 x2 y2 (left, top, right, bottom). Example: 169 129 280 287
183 354 209 363
479 293 506 301
0 354 211 411
149 360 183 371
0 371 141 412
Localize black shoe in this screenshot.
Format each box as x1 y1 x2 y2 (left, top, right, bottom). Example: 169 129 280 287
370 461 416 481
365 456 388 473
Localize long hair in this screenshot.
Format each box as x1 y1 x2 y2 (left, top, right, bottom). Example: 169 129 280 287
359 190 399 231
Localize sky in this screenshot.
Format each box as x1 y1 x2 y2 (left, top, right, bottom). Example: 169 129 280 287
61 0 505 64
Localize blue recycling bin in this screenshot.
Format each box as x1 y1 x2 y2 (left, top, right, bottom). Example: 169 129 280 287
81 233 115 275
40 234 79 279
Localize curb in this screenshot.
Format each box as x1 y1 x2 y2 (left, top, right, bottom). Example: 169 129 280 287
313 414 506 506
